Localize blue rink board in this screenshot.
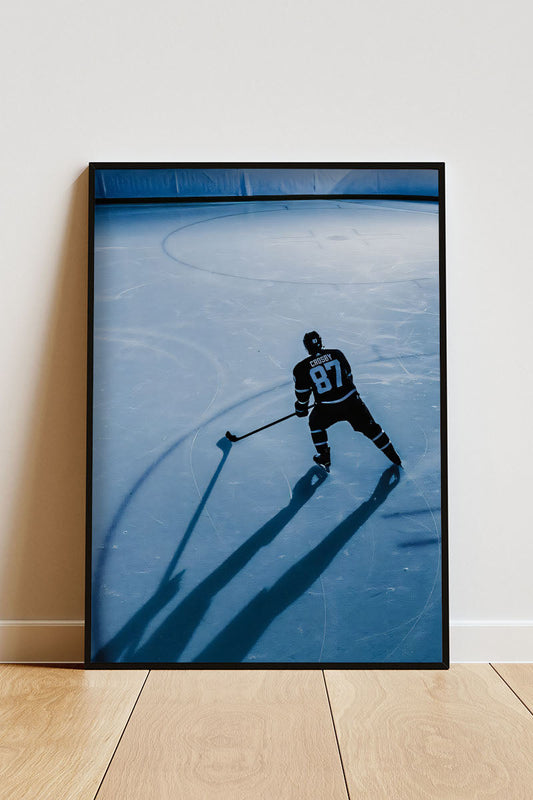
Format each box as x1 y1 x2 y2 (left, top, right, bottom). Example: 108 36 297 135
90 198 444 664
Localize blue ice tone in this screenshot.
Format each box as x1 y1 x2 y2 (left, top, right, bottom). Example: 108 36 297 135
91 198 443 664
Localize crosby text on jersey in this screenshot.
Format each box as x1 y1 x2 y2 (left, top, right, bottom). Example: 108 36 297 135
293 348 358 406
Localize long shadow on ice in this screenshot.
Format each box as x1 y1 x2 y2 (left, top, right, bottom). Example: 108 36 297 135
93 436 233 662
130 464 328 663
194 465 400 664
91 384 291 653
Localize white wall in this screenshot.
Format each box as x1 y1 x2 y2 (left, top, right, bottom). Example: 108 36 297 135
1 0 531 663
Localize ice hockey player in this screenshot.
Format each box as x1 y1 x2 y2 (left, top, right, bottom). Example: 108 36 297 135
293 331 402 472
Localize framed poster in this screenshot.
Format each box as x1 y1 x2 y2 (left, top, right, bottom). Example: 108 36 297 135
86 163 448 668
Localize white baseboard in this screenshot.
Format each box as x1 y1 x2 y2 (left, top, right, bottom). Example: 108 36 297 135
0 621 532 664
450 622 533 663
0 621 85 664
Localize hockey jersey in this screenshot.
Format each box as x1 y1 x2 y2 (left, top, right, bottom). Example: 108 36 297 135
293 348 357 405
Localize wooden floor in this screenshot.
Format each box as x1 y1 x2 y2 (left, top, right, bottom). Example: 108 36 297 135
1 665 531 799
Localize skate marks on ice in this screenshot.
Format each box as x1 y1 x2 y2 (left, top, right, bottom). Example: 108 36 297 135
194 466 400 664
96 462 403 665
381 467 442 663
91 380 291 658
128 467 327 664
91 199 442 663
93 436 232 663
162 200 438 286
384 504 441 548
92 377 440 662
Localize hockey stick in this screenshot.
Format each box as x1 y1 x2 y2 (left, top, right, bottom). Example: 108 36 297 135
225 405 315 443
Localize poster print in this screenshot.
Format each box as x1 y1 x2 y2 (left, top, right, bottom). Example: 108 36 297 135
86 163 448 668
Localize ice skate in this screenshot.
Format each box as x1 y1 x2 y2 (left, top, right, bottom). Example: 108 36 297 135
313 448 331 473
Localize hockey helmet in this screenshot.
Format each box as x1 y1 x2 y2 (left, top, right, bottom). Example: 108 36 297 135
303 331 322 355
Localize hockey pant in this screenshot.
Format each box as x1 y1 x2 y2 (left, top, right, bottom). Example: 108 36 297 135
308 394 401 465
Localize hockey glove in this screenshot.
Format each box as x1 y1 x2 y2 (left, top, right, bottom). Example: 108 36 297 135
295 401 308 418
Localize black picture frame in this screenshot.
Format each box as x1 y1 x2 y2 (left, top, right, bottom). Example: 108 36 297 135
86 162 448 669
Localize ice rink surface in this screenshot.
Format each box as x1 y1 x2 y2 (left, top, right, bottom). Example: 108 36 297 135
90 199 444 664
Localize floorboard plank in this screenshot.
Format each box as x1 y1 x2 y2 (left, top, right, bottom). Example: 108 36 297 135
0 665 147 800
325 665 533 799
96 669 348 800
492 664 533 714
